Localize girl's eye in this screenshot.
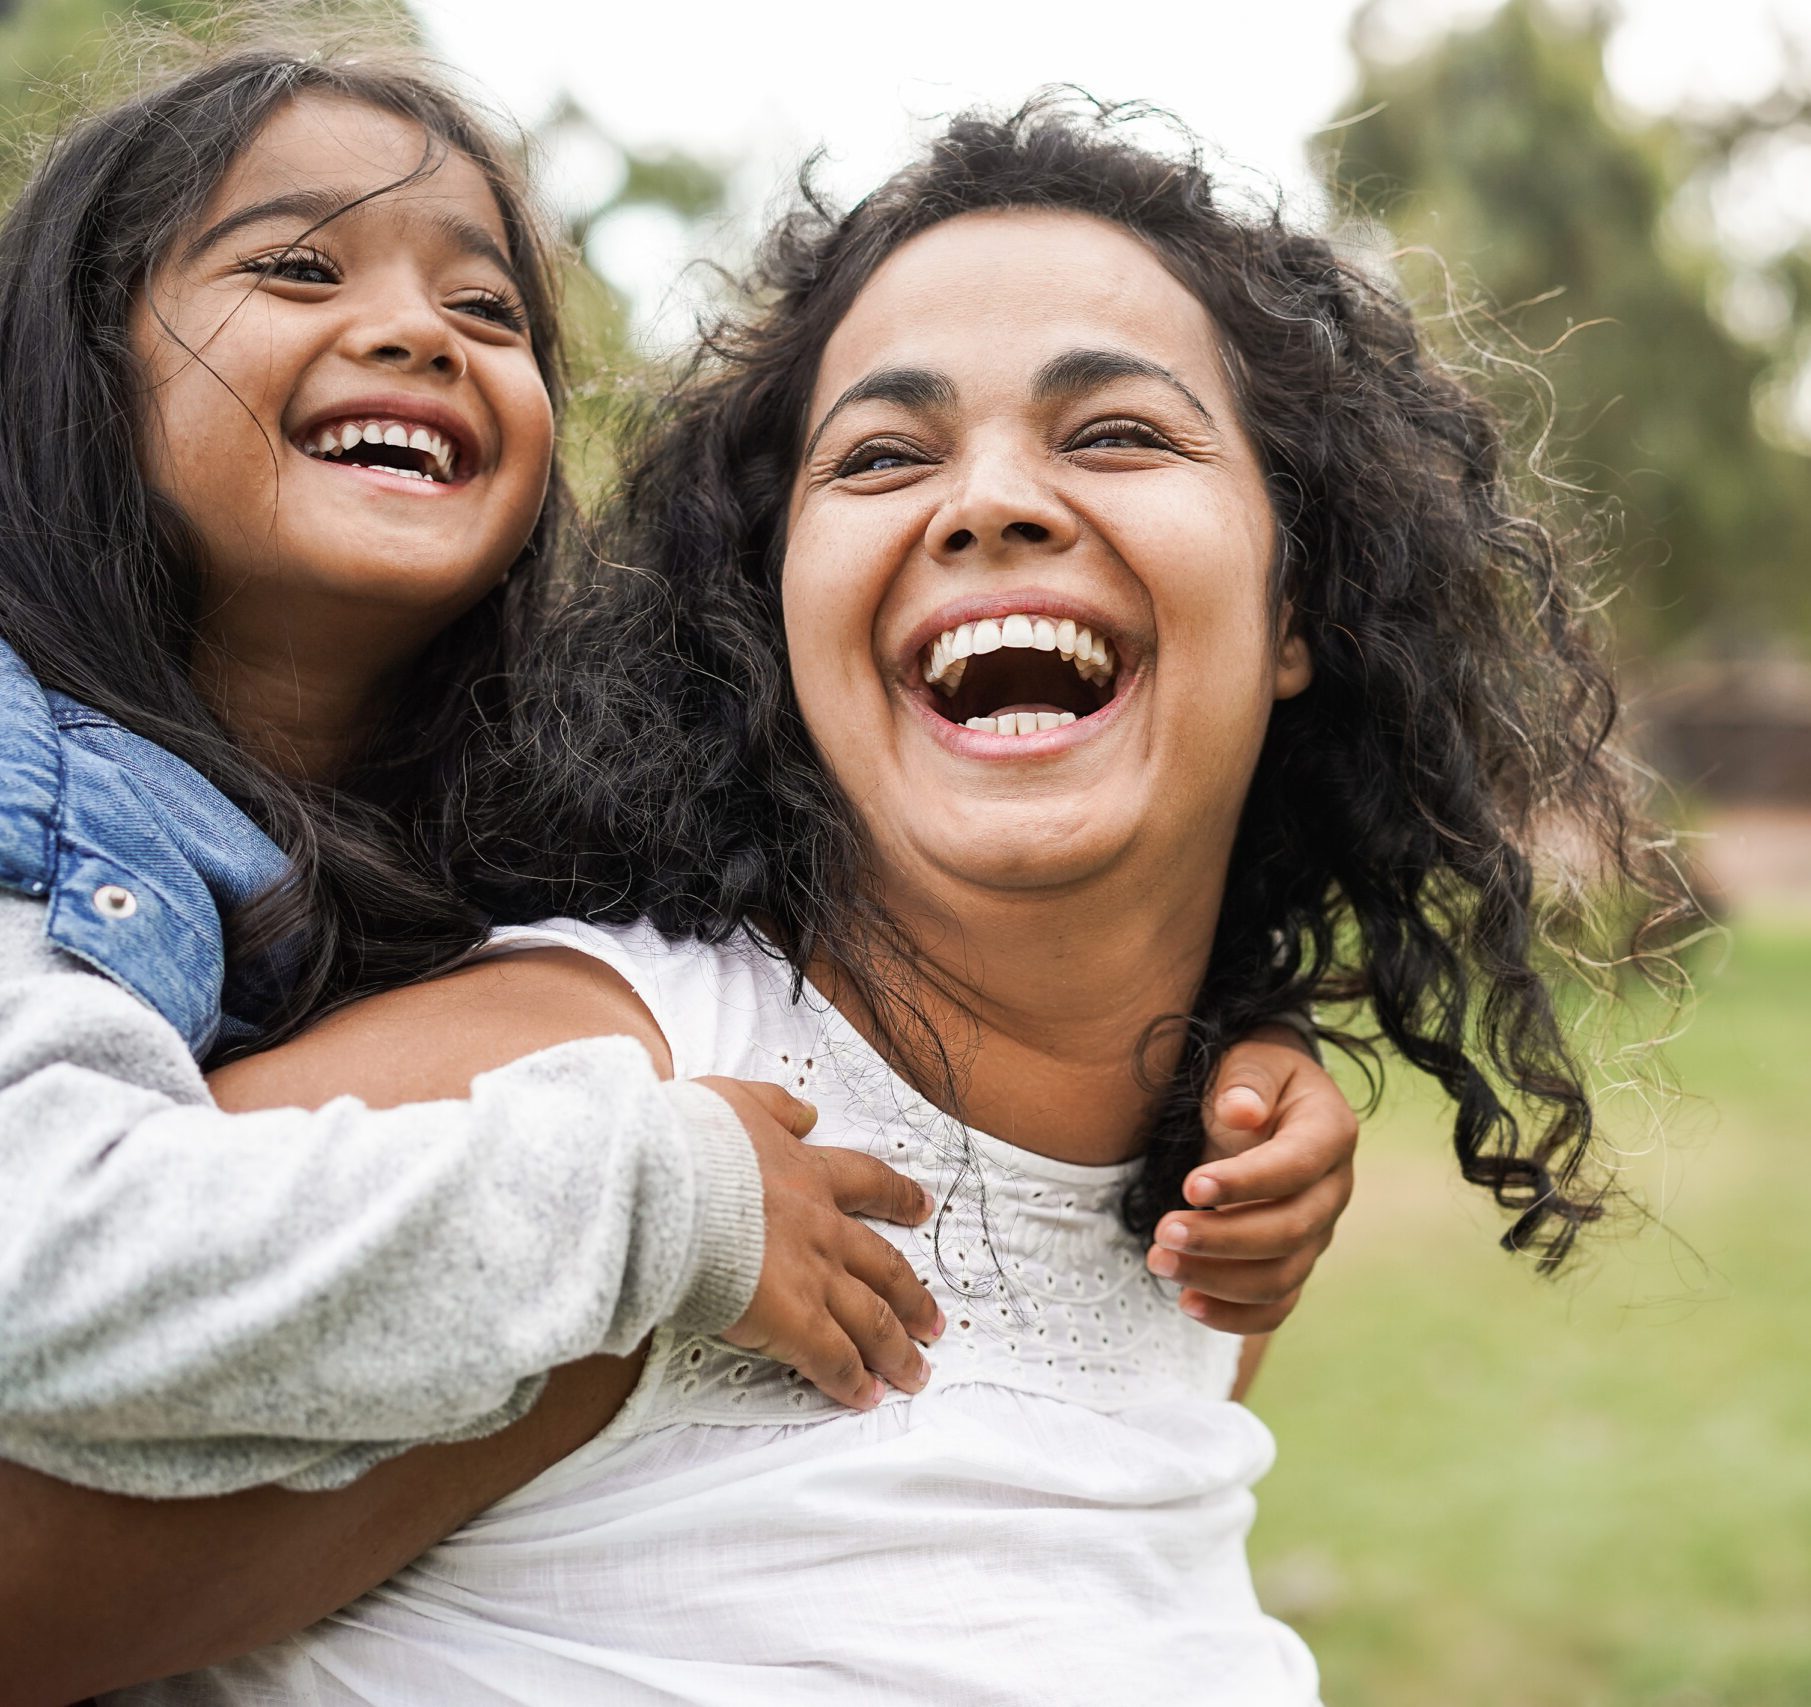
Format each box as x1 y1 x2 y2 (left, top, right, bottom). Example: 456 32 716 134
240 247 339 287
1069 418 1175 453
836 440 923 478
452 292 529 334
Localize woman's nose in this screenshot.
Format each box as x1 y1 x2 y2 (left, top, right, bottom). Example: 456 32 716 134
928 446 1076 564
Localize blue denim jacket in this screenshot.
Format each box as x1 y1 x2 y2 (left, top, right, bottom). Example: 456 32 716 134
0 638 289 1055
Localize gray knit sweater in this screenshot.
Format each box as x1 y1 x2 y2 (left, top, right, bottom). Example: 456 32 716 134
0 892 764 1498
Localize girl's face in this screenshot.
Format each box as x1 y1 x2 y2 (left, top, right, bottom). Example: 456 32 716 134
784 209 1311 917
131 94 553 647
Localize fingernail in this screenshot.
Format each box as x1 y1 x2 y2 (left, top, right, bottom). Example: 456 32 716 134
1180 1293 1210 1321
868 1376 885 1408
1220 1086 1265 1116
920 1186 937 1218
1185 1173 1222 1208
1147 1247 1180 1278
917 1356 933 1388
1155 1221 1190 1252
931 1308 947 1339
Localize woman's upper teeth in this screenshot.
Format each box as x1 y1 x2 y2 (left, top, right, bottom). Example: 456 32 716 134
921 613 1117 696
298 418 456 481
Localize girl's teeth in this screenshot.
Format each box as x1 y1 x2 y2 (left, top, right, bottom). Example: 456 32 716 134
1031 617 1057 651
300 419 459 482
1000 614 1034 648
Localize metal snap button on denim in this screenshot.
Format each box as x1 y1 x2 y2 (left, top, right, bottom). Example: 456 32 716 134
92 884 138 920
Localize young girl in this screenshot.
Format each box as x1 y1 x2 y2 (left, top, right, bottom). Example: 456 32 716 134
0 31 1353 1614
88 96 1684 1706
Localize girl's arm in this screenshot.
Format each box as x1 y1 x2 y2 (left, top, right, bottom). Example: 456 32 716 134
0 953 695 1702
0 891 767 1497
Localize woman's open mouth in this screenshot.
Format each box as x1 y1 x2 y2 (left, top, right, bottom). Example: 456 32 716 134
918 612 1123 737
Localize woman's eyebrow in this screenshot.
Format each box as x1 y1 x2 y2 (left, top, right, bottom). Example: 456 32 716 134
803 365 957 461
1033 347 1218 431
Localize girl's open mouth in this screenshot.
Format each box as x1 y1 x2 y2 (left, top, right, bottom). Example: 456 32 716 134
295 416 467 486
918 611 1125 738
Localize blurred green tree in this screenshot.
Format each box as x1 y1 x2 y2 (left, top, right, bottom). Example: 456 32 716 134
1322 0 1811 655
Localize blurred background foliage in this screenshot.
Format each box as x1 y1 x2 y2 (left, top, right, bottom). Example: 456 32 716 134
1 2 1806 1702
1325 0 1811 660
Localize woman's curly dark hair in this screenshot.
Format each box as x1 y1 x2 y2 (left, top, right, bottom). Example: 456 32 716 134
468 92 1689 1269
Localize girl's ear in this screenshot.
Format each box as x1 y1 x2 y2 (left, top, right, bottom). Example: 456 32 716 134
1272 605 1313 701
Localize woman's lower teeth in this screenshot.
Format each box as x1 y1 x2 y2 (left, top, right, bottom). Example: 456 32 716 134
965 710 1077 735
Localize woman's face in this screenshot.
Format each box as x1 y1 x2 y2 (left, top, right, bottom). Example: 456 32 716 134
784 209 1310 917
131 93 553 647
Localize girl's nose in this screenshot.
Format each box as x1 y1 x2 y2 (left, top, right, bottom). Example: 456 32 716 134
351 294 468 381
926 445 1077 565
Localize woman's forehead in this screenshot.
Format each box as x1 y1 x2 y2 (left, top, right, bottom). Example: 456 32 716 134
811 209 1230 410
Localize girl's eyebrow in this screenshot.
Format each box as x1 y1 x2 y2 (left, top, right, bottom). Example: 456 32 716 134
183 187 351 263
183 188 520 289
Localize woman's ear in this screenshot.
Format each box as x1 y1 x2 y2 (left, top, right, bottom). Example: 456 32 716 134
1272 607 1313 701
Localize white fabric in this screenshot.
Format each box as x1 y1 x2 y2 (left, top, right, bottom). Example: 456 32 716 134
128 921 1318 1707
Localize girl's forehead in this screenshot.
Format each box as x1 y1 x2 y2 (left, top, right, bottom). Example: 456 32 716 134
198 93 507 250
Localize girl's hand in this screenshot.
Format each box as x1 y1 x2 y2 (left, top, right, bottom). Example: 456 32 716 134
1144 1026 1357 1335
698 1077 942 1411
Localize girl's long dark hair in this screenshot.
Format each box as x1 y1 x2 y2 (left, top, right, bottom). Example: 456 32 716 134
0 36 568 1052
468 94 1690 1268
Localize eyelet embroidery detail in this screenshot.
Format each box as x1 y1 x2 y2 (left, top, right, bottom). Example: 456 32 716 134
648 1020 1239 1431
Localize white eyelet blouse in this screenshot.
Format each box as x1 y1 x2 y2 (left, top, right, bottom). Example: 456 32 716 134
122 920 1319 1707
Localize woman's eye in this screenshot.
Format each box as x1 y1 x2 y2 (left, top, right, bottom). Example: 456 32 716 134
452 293 529 333
241 248 338 287
1070 419 1173 453
836 441 922 478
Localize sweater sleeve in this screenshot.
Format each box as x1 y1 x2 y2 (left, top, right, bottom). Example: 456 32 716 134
0 893 764 1499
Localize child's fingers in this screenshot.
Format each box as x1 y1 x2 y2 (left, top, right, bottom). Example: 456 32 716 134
1155 1174 1350 1262
842 1224 945 1346
733 1079 819 1137
1177 1285 1305 1337
1146 1238 1322 1306
830 1276 932 1397
1185 1102 1357 1208
785 1324 887 1413
818 1146 937 1226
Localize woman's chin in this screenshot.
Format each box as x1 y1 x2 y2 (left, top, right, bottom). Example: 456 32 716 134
894 805 1146 898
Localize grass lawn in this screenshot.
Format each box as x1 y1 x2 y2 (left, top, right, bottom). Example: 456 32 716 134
1247 912 1811 1707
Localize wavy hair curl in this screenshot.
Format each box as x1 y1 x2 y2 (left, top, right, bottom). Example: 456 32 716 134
471 94 1687 1267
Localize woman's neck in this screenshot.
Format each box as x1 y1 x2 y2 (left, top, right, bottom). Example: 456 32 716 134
823 867 1222 1167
